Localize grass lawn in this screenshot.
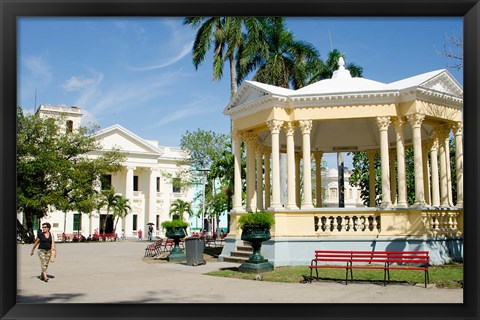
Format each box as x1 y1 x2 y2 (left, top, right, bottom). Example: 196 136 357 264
205 261 463 289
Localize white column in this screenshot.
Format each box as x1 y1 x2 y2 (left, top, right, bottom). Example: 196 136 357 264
376 116 392 208
453 122 463 207
264 149 271 209
314 152 323 207
232 131 243 212
392 118 407 207
125 166 135 233
367 150 377 207
422 144 431 206
389 149 397 205
244 132 257 212
430 137 440 206
407 113 426 207
444 128 453 206
256 145 264 211
295 153 301 208
299 120 313 209
285 122 298 210
437 126 449 207
148 168 157 226
267 120 283 209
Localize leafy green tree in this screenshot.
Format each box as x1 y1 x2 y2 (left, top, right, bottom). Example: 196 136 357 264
17 107 124 242
349 137 456 206
169 199 194 221
237 18 320 89
184 17 278 97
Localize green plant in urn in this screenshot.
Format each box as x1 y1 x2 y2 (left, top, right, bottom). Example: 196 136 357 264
161 220 188 262
238 211 275 273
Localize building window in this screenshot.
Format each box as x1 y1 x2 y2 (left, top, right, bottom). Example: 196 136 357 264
156 215 160 230
133 176 139 191
349 189 353 199
73 213 82 232
100 174 112 190
172 178 181 193
133 215 138 230
331 188 338 199
156 177 160 192
66 120 73 133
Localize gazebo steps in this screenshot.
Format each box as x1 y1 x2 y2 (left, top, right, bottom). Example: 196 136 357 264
222 243 253 263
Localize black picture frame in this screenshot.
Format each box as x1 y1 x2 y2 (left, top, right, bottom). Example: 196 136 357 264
1 0 479 319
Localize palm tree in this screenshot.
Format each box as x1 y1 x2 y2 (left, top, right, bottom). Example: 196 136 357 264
169 199 194 221
112 196 131 233
237 18 321 89
184 17 277 97
306 49 363 84
97 188 121 235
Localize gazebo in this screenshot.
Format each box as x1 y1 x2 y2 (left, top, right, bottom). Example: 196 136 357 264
219 58 463 266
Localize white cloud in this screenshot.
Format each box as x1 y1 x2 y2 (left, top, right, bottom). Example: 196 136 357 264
152 100 214 127
24 56 52 82
62 76 98 91
128 42 193 71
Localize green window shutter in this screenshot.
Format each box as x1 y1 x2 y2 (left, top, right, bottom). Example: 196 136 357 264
73 214 81 231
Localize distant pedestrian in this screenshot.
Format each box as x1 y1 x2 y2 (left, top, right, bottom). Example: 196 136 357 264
30 222 56 282
148 225 153 241
138 229 143 240
121 229 126 240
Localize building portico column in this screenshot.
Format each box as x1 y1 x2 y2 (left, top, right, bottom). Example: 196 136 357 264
125 166 135 233
299 120 313 209
147 168 157 226
232 131 244 212
314 151 323 207
407 113 426 207
244 132 257 212
392 118 407 207
367 150 377 207
453 122 463 207
267 120 283 209
285 122 298 210
430 137 440 206
255 145 264 211
376 116 392 208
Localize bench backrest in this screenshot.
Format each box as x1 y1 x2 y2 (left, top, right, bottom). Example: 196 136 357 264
314 250 429 264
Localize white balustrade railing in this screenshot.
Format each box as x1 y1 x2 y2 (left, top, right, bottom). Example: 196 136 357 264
314 213 380 235
422 211 462 237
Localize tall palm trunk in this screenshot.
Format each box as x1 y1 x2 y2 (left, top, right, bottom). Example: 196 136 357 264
229 54 237 97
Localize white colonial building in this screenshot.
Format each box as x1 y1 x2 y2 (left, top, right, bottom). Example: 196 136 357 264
26 104 194 240
321 167 365 208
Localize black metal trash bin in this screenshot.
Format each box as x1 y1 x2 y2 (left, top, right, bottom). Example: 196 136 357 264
185 237 205 266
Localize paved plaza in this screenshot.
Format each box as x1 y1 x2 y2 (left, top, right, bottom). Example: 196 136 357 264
17 241 462 303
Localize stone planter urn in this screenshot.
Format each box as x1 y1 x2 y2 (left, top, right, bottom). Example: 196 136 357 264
165 226 187 262
239 225 274 273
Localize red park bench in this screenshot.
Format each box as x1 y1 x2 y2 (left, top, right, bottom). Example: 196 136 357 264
309 250 430 287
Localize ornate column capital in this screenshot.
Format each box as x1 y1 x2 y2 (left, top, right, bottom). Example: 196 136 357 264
453 122 463 136
283 121 297 136
406 113 425 128
266 119 284 134
433 124 451 139
299 120 313 134
313 151 324 158
232 130 243 141
392 117 405 131
430 138 439 151
242 132 258 144
376 116 391 131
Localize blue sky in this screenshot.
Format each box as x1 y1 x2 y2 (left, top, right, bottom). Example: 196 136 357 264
18 17 463 168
